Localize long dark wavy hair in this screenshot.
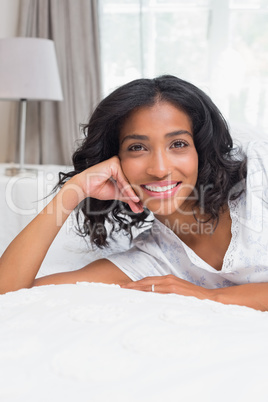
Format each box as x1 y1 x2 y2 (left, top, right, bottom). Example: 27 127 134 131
56 75 247 247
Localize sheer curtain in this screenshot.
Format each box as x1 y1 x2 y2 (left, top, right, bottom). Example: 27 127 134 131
99 0 268 142
9 0 102 165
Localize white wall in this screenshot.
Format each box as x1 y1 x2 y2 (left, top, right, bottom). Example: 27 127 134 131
0 0 20 163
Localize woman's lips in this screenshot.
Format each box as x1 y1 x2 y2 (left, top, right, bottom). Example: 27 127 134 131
141 181 182 199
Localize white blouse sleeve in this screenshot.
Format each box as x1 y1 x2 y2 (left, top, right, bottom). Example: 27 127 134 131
245 141 268 203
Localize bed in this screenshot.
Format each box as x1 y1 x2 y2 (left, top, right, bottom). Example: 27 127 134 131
1 163 268 402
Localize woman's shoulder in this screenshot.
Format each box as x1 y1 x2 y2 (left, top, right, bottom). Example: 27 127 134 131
243 141 268 173
241 140 268 158
240 140 268 207
235 140 268 178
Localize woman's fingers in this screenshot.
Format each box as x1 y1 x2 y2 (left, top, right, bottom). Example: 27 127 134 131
121 275 211 300
110 160 144 213
110 162 140 201
110 175 143 213
121 276 170 293
127 199 144 213
75 156 143 213
100 157 144 213
121 275 191 295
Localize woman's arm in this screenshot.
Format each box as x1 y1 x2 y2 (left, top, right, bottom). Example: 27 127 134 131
211 282 268 311
33 258 132 288
121 275 268 311
0 156 142 294
0 180 82 293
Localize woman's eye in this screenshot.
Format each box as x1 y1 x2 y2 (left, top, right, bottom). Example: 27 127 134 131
171 140 187 149
128 144 145 152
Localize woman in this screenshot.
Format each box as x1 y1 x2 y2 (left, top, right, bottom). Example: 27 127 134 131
1 75 268 311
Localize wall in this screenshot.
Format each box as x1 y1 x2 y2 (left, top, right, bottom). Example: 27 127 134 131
0 0 20 163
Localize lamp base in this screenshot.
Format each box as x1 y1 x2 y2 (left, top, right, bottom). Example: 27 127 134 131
5 166 37 177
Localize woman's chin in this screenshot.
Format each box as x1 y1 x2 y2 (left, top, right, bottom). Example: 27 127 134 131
142 200 180 217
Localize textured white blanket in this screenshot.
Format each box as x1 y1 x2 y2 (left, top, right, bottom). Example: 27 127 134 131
0 282 267 402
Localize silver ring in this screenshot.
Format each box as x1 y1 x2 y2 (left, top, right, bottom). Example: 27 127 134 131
152 284 155 292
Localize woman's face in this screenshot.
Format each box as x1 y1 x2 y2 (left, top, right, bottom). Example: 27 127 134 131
119 101 198 218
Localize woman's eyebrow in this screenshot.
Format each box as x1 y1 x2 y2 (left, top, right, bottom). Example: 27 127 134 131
166 130 193 138
121 130 193 145
121 134 148 145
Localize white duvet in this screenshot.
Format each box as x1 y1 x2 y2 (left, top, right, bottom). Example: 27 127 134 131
1 280 268 402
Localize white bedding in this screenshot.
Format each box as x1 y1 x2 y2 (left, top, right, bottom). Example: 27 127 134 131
1 281 268 402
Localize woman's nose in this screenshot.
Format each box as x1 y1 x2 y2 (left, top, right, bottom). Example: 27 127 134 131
146 151 171 178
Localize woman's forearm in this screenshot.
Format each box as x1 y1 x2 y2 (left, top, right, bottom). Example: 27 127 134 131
0 178 85 294
211 282 268 311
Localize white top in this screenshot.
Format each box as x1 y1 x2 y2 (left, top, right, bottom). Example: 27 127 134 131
107 141 268 289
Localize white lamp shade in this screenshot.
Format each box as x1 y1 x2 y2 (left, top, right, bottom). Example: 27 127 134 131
0 37 63 101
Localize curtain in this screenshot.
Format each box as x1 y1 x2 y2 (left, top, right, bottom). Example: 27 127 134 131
9 0 102 165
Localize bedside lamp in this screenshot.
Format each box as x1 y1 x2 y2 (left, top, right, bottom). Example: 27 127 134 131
0 37 63 176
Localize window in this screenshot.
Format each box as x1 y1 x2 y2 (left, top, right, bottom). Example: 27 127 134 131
99 0 268 140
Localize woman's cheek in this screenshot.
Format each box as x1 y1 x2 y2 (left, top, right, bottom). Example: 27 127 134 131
120 158 132 181
121 156 134 175
120 158 143 192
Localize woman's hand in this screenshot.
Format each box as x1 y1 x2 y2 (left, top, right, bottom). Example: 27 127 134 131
72 156 143 213
121 275 268 311
120 274 212 301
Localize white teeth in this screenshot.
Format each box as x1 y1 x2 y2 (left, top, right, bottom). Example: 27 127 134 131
144 183 178 192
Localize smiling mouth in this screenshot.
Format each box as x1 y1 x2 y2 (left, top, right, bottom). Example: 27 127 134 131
142 182 181 193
